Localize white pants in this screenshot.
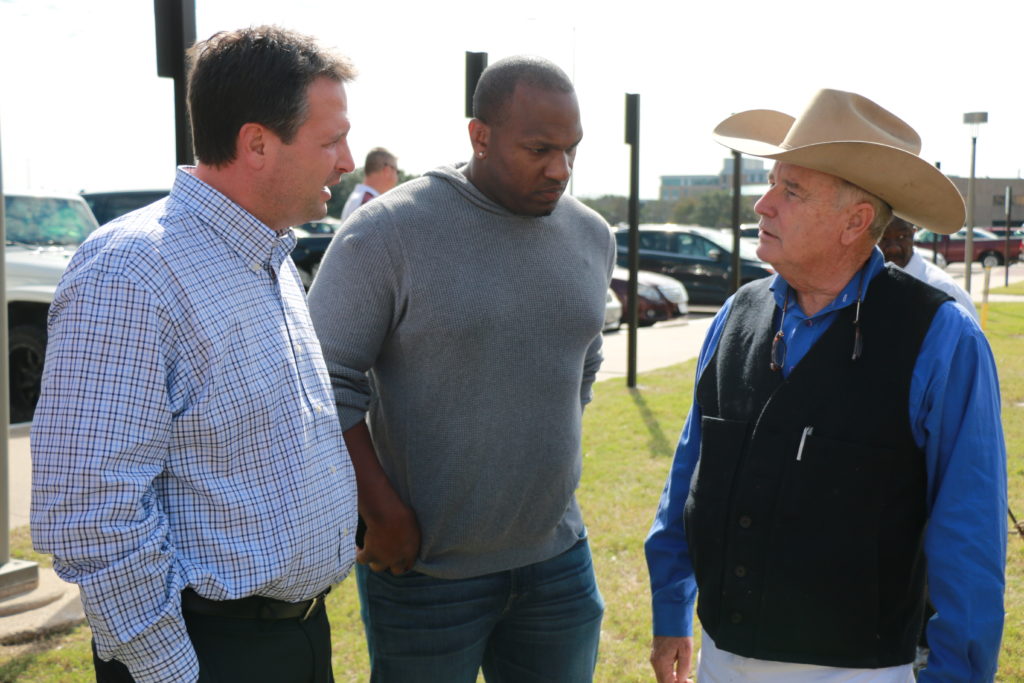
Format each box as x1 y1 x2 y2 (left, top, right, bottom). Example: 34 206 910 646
697 633 915 683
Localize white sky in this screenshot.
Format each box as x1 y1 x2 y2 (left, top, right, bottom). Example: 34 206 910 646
2 0 1021 200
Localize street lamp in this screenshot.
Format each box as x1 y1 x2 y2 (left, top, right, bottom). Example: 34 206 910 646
963 111 988 293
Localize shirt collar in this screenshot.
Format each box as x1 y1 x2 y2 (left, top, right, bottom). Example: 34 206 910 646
769 247 885 318
170 166 297 271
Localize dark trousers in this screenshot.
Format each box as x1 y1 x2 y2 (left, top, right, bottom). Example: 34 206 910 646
92 599 334 683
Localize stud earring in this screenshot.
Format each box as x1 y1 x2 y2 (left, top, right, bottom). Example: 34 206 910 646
477 151 485 159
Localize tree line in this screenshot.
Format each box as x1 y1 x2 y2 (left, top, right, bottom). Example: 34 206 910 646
579 191 758 228
326 174 756 229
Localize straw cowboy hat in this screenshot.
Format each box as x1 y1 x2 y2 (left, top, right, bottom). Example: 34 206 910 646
712 89 965 234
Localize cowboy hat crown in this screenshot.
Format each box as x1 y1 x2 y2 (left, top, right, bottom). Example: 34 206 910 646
712 89 965 234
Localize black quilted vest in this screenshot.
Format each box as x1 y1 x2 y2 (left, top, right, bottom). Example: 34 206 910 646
685 266 949 668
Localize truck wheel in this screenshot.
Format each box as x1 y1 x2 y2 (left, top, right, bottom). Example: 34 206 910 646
980 252 1002 268
9 324 47 424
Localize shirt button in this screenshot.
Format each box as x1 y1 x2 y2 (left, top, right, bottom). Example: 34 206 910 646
249 262 261 272
731 612 743 624
738 515 752 529
329 465 337 474
734 565 747 578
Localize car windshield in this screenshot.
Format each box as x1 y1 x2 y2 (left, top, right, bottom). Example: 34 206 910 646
5 195 99 246
696 228 762 261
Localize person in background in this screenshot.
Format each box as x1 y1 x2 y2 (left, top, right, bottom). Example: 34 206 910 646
879 215 979 320
309 55 615 682
340 147 399 220
31 25 359 683
646 89 1006 683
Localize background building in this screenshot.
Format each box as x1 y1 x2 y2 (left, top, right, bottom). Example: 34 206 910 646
660 158 769 202
948 176 1024 228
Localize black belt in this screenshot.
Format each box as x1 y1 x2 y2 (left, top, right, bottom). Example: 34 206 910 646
180 587 329 621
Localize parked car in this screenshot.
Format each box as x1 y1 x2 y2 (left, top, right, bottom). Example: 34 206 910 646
297 217 343 234
610 266 689 327
80 189 337 288
5 192 100 422
913 246 947 268
81 189 170 225
290 226 333 289
914 227 1022 267
615 224 774 305
987 226 1024 239
603 289 623 332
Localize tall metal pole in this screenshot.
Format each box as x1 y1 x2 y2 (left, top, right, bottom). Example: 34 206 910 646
1 124 9 565
962 112 987 292
1005 187 1013 288
730 151 742 295
464 52 488 118
154 0 196 166
0 126 37 598
625 94 640 388
965 134 977 293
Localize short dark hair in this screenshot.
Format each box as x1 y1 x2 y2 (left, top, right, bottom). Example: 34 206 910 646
364 147 396 174
187 25 356 167
471 55 574 125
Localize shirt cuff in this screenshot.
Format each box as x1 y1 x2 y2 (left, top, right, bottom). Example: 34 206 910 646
652 596 695 638
107 614 199 683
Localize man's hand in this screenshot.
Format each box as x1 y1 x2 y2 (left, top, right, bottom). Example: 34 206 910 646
650 636 694 683
357 502 421 575
342 420 421 574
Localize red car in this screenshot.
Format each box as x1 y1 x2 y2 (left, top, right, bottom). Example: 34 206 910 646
914 227 1022 267
610 267 689 327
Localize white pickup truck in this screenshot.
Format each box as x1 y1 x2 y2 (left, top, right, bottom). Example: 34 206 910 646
5 193 99 423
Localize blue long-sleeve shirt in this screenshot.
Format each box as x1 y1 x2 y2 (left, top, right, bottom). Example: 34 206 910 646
645 249 1007 681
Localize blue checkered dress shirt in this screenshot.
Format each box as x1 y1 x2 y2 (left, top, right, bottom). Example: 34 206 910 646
30 168 358 682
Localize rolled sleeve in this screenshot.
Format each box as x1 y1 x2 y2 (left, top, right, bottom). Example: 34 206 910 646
31 270 196 681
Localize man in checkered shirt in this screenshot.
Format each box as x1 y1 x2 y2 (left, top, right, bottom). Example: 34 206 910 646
31 26 358 683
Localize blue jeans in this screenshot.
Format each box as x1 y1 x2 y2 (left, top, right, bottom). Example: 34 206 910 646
356 537 604 682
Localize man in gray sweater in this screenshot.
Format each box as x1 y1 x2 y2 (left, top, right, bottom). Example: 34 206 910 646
308 55 615 682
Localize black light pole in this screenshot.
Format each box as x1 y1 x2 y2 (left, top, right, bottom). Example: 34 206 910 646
729 151 742 295
625 94 640 388
1005 187 1013 288
154 0 196 166
465 52 488 118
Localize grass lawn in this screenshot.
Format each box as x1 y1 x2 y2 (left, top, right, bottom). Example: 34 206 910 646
990 280 1024 296
3 302 1022 682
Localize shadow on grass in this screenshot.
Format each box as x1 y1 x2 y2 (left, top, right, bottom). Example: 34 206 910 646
628 387 674 458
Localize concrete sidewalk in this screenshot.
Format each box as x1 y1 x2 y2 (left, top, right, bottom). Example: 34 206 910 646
6 422 31 532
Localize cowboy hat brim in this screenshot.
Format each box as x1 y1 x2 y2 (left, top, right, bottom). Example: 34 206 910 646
713 109 966 234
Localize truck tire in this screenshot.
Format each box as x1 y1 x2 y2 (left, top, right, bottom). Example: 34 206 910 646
980 252 1002 268
9 324 47 424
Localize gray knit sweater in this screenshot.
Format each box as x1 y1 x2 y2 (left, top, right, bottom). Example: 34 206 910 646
308 164 616 579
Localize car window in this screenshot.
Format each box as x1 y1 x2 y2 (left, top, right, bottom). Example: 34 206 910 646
672 233 702 257
639 232 671 252
690 235 720 258
4 196 99 246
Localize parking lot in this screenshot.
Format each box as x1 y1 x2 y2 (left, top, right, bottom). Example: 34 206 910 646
597 261 1024 385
